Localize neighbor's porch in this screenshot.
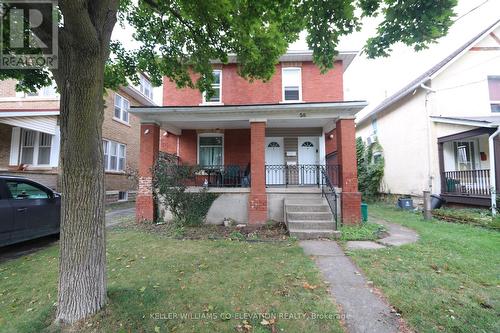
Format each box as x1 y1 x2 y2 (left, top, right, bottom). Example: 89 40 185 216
131 102 365 224
438 127 499 206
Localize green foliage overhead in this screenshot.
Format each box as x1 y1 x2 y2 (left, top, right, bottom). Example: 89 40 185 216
356 137 384 199
0 0 458 94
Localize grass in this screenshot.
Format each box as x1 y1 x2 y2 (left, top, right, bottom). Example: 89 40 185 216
347 203 500 333
432 207 500 230
0 229 342 333
339 222 387 241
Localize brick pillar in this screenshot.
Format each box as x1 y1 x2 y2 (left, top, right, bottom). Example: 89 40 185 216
248 121 267 224
336 119 361 225
136 123 160 222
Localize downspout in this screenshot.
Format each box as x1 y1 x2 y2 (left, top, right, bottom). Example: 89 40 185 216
421 83 436 192
488 126 500 216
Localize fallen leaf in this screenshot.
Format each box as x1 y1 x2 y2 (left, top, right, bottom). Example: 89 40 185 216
303 282 318 290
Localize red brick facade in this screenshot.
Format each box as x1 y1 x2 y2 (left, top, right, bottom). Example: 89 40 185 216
335 119 361 224
248 122 267 224
136 123 160 221
163 61 343 105
139 57 361 225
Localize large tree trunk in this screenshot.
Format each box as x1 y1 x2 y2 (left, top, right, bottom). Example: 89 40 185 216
53 1 117 324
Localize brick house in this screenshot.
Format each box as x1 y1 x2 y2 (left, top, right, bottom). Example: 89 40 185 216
0 75 156 203
131 51 366 231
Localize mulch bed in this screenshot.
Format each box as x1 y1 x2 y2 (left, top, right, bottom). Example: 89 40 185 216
117 218 291 241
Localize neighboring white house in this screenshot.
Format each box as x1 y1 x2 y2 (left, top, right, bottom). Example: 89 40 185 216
356 18 500 207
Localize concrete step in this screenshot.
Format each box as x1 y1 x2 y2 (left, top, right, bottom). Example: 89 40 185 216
288 220 335 230
289 229 341 240
287 211 333 221
285 203 330 213
284 197 326 205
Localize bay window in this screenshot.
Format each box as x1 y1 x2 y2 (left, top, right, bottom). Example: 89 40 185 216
19 129 53 166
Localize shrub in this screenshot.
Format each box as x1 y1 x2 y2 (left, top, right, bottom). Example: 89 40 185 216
356 137 384 200
153 155 218 226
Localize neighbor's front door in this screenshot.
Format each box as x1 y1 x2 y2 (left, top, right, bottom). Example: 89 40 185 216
265 137 285 185
298 137 319 185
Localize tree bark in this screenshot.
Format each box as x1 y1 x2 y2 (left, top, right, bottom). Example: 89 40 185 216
53 0 117 324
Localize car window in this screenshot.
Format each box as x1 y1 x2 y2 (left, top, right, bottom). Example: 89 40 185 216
6 181 50 199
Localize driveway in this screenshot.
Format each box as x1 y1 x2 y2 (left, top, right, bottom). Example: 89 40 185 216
0 207 135 263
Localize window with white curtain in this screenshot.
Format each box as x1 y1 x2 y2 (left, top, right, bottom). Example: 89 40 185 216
20 129 53 166
282 67 302 102
103 139 126 172
198 135 223 167
114 93 130 123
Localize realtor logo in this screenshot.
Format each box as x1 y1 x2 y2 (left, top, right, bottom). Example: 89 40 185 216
0 0 58 69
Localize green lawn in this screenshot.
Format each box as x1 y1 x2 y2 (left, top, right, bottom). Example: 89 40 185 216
0 229 342 333
347 203 500 333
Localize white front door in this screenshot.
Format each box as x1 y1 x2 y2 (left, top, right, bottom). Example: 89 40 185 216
298 137 319 185
265 137 285 185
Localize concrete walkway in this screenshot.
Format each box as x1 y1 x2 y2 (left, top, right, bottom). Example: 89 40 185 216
346 219 418 250
300 240 400 333
106 207 135 227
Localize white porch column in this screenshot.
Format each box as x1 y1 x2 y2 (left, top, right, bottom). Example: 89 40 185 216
50 125 61 167
319 133 326 166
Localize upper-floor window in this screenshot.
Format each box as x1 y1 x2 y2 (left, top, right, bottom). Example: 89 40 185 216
203 70 222 104
139 74 153 100
371 118 378 134
282 67 302 102
103 139 126 172
17 83 58 98
488 76 500 112
114 93 130 123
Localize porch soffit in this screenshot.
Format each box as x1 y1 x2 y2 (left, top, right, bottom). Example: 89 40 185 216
130 101 366 132
437 127 496 143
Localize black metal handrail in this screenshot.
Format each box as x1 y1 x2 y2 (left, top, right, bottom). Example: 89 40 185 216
321 167 339 230
442 169 490 196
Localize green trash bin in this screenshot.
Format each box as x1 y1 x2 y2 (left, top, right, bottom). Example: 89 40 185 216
360 203 368 223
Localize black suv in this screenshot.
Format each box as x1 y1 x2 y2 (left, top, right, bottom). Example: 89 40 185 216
0 176 60 247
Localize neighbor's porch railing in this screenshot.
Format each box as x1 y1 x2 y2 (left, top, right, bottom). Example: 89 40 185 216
265 164 339 187
442 169 491 196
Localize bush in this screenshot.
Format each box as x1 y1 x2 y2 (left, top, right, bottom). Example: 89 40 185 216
356 137 384 200
153 155 218 226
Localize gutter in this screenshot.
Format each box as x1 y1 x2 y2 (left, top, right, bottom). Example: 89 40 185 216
489 127 500 216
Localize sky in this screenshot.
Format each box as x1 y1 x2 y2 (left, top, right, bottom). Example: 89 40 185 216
111 0 500 107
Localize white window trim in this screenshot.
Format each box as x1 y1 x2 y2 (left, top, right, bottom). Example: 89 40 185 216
118 191 129 202
18 129 54 167
197 133 224 166
201 70 223 105
139 74 153 100
488 75 500 112
103 139 127 172
281 67 302 103
113 93 130 124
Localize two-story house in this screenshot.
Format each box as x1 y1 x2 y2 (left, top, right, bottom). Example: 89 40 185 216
0 74 156 203
356 19 500 208
131 51 367 232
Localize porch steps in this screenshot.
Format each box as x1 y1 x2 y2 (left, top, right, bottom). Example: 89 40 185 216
285 198 339 240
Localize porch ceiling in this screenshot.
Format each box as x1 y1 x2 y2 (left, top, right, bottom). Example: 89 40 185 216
130 101 367 134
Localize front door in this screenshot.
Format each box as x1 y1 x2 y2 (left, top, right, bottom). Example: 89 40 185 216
298 137 319 185
265 137 285 185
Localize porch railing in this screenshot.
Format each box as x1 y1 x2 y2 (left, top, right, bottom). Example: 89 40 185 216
265 164 339 187
180 165 250 188
442 169 491 196
321 167 339 229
